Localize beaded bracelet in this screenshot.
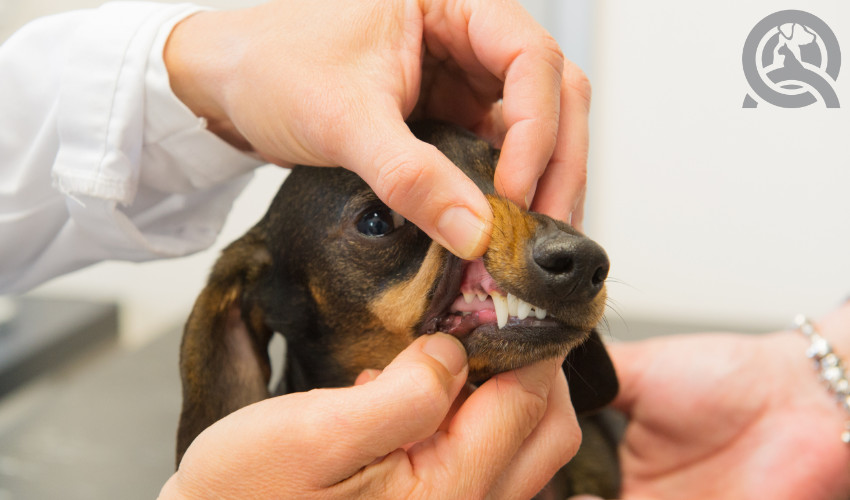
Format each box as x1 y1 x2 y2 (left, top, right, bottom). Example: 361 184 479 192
792 314 850 444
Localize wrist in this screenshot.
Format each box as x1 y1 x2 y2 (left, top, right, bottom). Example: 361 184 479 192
163 10 252 152
818 299 850 357
772 327 850 491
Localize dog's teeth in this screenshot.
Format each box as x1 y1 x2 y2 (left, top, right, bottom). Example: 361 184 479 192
517 300 532 320
491 292 508 329
507 293 519 316
476 291 487 302
535 307 547 320
462 292 474 304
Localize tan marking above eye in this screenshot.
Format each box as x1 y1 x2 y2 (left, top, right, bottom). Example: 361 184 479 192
368 243 445 336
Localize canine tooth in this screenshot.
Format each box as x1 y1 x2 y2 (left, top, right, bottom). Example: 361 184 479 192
463 292 474 304
517 300 532 320
491 292 508 329
507 293 519 316
535 307 547 320
476 291 487 302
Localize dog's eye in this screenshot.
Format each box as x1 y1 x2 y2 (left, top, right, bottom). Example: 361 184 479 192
357 207 405 237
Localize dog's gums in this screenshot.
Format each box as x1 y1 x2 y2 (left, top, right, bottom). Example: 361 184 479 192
441 259 551 336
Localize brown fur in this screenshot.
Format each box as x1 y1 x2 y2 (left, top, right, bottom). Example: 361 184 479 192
369 243 445 337
176 121 621 497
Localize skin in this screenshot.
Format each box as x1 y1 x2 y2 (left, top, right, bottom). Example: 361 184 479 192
159 334 580 499
598 302 850 500
163 0 591 259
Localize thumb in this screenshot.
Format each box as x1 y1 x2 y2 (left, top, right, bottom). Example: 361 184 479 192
607 340 656 416
171 334 470 496
296 333 470 485
339 119 493 259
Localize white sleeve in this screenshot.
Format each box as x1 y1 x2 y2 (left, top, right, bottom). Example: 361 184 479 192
0 1 264 293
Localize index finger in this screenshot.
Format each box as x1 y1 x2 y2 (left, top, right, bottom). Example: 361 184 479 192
460 0 590 224
456 0 568 208
528 62 591 228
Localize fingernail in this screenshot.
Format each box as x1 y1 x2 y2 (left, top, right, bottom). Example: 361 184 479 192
437 206 488 259
422 333 467 376
355 369 381 385
525 178 539 210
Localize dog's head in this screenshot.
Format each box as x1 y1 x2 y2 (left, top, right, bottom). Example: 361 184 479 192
177 121 617 461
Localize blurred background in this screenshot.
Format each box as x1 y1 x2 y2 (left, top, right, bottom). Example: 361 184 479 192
1 0 848 498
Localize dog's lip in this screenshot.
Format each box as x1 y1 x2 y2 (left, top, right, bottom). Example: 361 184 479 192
432 309 561 338
418 255 562 338
418 253 465 334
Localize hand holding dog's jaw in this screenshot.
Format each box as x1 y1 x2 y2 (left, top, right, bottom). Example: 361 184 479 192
160 333 579 500
163 0 590 259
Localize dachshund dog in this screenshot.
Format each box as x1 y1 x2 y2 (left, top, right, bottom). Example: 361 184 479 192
177 121 621 497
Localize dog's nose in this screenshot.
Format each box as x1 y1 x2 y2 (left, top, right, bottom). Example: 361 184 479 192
532 231 609 301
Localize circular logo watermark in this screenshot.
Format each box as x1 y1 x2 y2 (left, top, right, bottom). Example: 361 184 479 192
742 10 841 108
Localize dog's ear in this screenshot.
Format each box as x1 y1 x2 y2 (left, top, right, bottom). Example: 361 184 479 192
563 330 619 414
176 227 274 466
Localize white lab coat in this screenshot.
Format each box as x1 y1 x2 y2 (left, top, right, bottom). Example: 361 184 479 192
0 2 262 293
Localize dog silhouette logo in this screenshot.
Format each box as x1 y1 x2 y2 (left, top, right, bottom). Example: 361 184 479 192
742 10 841 108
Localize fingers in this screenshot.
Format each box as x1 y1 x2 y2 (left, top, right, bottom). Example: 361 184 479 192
569 187 587 232
354 368 381 385
354 357 579 499
302 333 469 485
529 62 591 227
442 0 590 224
445 0 563 209
408 357 576 498
488 360 581 499
492 54 562 210
339 118 493 259
170 333 469 498
606 341 652 416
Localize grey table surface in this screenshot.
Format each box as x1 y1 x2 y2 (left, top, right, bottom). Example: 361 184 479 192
0 298 119 398
0 328 182 500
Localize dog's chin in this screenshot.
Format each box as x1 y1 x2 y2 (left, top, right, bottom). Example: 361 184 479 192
461 323 590 382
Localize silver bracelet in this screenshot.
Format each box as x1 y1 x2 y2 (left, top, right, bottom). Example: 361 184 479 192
792 314 850 444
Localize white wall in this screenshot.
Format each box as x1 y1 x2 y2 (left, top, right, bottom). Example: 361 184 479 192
585 0 850 329
520 0 593 75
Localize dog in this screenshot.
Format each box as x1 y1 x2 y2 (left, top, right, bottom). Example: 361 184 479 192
176 121 621 497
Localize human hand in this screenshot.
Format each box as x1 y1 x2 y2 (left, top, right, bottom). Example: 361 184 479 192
164 0 591 259
606 306 850 500
159 333 579 499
